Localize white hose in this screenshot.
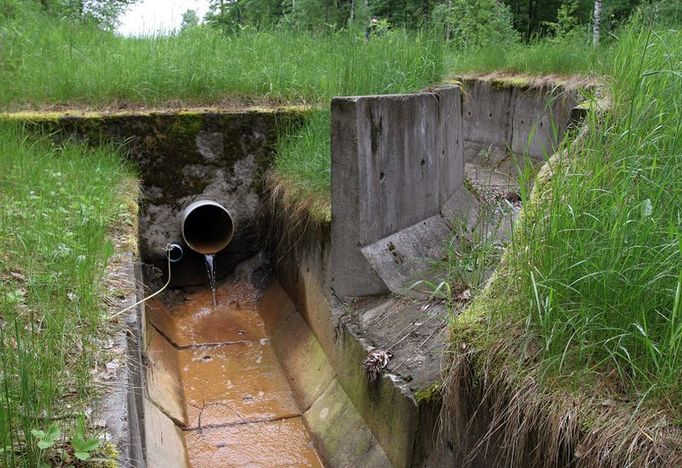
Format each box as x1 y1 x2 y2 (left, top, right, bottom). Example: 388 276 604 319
109 243 178 320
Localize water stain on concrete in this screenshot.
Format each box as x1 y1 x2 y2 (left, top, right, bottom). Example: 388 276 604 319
145 282 323 467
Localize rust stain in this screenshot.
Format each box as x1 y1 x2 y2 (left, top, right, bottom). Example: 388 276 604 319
147 282 265 347
180 341 300 428
145 281 323 467
186 418 322 467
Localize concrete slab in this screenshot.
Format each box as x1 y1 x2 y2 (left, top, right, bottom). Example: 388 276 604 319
462 80 514 149
303 380 390 467
295 241 339 368
361 214 452 295
437 85 465 203
178 340 300 429
257 282 297 336
510 86 579 160
271 312 336 412
144 326 186 425
331 87 467 298
330 96 388 297
184 417 323 467
146 286 266 347
143 395 189 468
460 77 581 163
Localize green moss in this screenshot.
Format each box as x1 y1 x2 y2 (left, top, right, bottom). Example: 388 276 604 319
93 442 120 468
490 75 533 91
167 114 203 140
415 382 442 403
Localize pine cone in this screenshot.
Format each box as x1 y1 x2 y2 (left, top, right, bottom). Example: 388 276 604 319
363 348 392 382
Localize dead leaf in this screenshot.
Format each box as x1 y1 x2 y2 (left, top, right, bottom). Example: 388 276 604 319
575 443 587 458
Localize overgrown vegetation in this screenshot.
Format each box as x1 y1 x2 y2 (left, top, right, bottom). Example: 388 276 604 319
0 13 442 107
440 18 682 465
513 23 682 407
0 124 133 466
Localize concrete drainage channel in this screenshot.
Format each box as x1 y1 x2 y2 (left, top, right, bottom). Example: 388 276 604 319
3 76 589 467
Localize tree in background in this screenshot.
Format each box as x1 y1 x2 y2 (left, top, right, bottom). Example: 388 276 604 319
279 0 348 31
205 0 286 31
543 0 581 41
432 0 518 49
30 0 139 29
199 0 655 41
181 8 199 30
593 0 601 45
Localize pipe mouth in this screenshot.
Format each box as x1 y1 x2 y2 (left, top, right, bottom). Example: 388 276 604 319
181 200 234 255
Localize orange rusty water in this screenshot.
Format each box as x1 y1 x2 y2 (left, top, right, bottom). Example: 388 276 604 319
146 282 323 467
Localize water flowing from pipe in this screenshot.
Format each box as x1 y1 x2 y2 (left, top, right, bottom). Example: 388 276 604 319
204 253 217 308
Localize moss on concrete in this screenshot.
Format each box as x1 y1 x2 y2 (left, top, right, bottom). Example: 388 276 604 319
415 382 442 403
490 75 534 91
1 107 308 206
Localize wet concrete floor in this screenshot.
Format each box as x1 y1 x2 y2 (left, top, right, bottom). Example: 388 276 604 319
146 282 323 467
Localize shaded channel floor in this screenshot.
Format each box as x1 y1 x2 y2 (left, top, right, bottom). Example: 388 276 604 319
145 282 323 467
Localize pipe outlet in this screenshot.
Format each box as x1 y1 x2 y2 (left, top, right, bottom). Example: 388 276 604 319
180 200 234 255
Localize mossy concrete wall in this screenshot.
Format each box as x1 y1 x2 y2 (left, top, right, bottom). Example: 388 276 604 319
1 107 307 287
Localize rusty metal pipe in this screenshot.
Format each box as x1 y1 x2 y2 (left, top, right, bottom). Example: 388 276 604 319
180 200 234 255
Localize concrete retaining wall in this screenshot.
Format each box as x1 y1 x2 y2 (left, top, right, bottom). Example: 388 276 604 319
460 77 581 162
273 78 587 467
331 86 472 298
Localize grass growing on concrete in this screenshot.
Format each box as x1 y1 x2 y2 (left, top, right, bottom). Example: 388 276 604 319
0 124 133 466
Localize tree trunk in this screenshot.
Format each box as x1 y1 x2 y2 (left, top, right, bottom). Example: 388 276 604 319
593 0 602 46
527 0 534 38
350 0 355 23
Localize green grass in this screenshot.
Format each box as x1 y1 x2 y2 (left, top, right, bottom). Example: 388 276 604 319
506 24 682 408
447 33 612 76
0 16 443 107
0 12 616 207
0 124 133 466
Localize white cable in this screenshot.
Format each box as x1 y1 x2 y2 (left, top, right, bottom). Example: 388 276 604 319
109 244 177 320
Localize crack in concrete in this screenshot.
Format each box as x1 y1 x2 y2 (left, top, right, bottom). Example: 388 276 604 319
147 321 270 350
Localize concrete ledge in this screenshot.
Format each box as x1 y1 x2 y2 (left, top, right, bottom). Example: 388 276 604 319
361 214 451 295
271 312 336 412
144 326 186 426
143 396 189 468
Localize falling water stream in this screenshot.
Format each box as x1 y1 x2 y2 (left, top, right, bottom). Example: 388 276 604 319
204 253 217 308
